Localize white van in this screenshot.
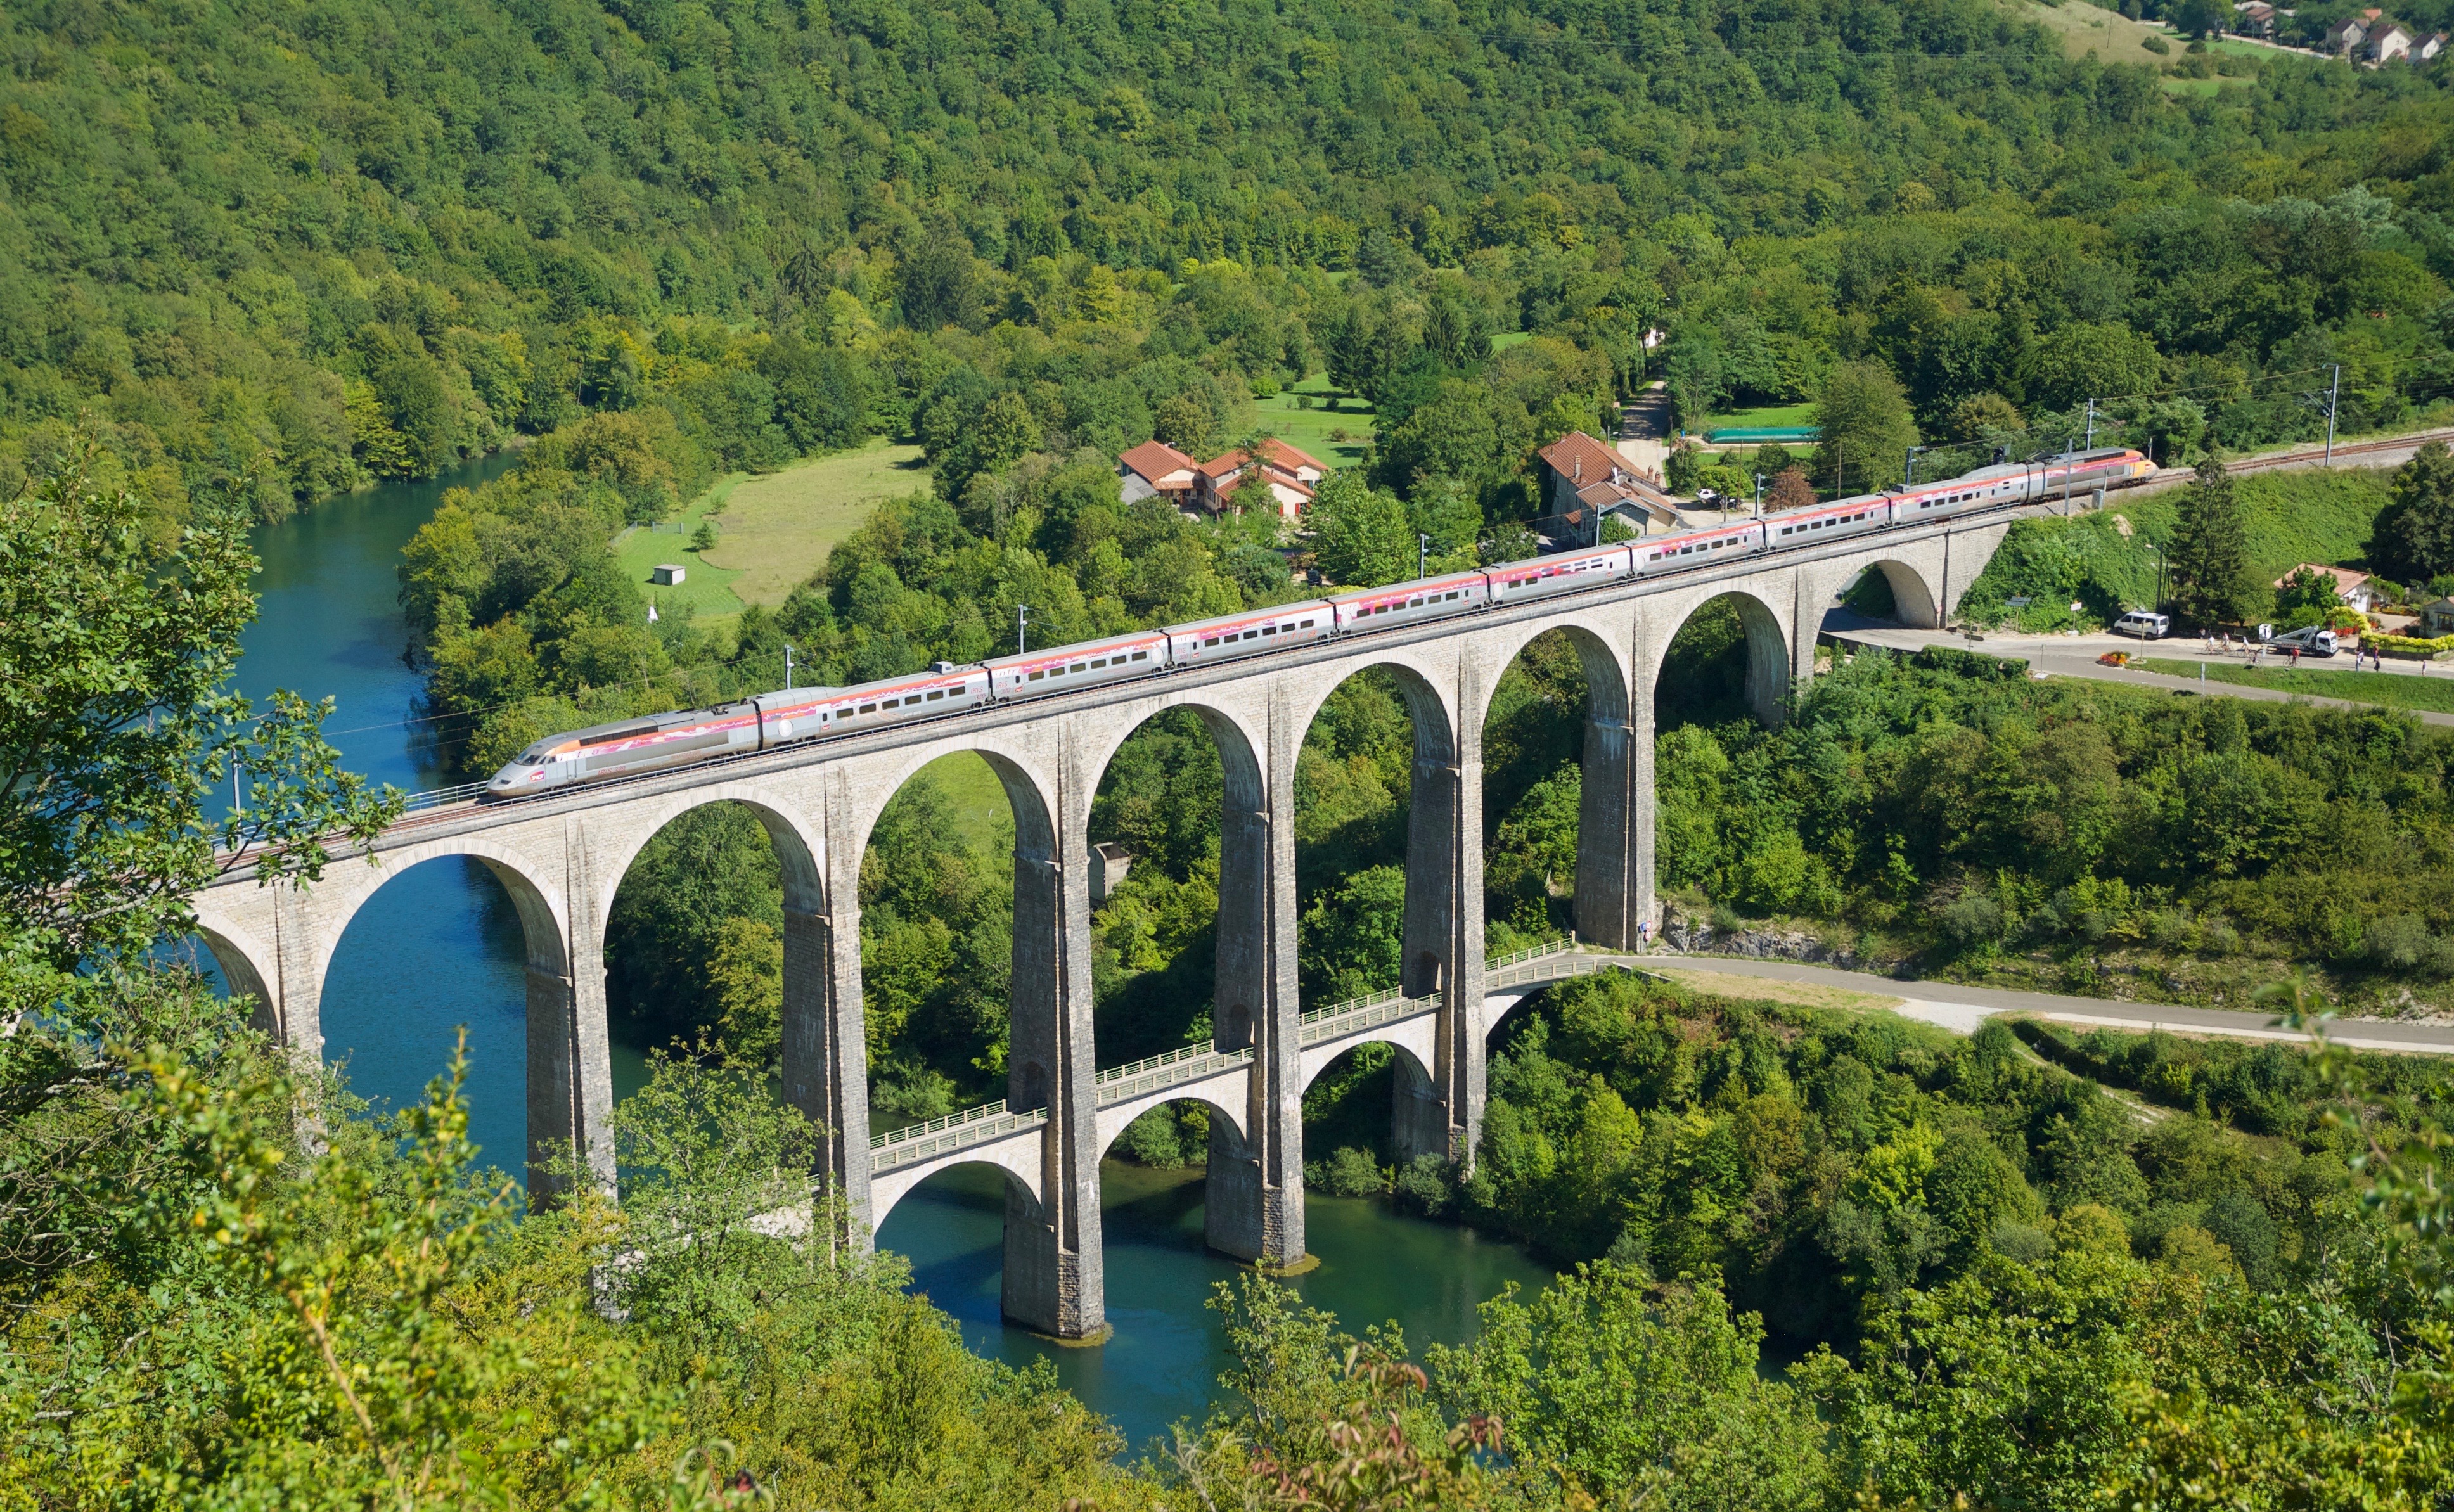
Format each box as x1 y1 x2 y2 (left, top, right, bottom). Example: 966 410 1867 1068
2112 610 2170 639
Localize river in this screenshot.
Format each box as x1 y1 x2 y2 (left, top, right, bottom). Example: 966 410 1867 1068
215 456 1558 1454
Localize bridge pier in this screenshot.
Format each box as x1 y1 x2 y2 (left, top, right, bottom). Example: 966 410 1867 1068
1398 739 1485 1168
1003 819 1105 1339
1205 738 1306 1266
781 895 869 1236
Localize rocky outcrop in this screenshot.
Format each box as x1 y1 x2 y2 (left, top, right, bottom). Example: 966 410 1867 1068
1661 905 1865 971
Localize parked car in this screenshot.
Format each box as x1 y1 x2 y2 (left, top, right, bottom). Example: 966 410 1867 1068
2112 610 2170 639
2266 625 2339 657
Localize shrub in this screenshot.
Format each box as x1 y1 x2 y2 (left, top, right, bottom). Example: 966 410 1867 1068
1316 1144 1384 1196
2367 913 2431 970
1392 1154 1456 1215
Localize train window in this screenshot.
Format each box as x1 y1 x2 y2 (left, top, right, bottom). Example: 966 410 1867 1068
1029 669 1046 681
859 703 877 714
1204 637 1218 646
1132 650 1148 661
1302 618 1317 627
1090 658 1105 669
927 690 943 702
1262 624 1277 636
1070 663 1087 674
1243 629 1259 640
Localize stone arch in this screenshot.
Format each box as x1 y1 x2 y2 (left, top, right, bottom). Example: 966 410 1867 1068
1077 697 1269 1053
189 913 281 1038
1076 695 1269 819
1845 558 1943 631
868 1153 1046 1235
1287 656 1458 769
1094 1092 1249 1164
1474 614 1633 729
847 736 1062 873
1647 586 1793 727
1474 615 1643 950
1298 1032 1436 1099
308 835 570 991
590 781 826 921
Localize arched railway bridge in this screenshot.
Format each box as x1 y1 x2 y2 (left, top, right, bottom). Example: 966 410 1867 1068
191 506 2017 1340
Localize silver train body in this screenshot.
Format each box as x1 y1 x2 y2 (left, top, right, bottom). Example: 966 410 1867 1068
484 447 2152 797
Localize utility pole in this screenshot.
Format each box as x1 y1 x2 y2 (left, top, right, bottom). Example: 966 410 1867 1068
2084 397 2096 450
1017 603 1031 655
1419 532 1429 578
784 643 795 691
1753 471 1764 518
2325 364 2341 466
1906 445 1927 487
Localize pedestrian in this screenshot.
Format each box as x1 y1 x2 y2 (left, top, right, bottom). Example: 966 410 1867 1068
1638 918 1651 951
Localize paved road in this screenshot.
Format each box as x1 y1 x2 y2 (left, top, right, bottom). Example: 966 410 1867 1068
1642 954 2454 1054
1824 618 2454 729
1616 381 1671 481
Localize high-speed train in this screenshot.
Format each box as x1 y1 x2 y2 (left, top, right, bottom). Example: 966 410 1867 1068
483 447 2152 797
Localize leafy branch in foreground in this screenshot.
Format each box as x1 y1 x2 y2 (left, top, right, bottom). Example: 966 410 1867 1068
1 436 400 1035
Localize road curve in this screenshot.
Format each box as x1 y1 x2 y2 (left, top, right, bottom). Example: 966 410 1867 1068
1640 953 2454 1054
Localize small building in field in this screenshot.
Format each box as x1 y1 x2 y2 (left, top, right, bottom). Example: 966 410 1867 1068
651 563 688 586
2234 2 2277 38
2327 13 2370 51
2417 596 2454 634
2420 29 2448 58
1117 439 1199 507
2368 21 2416 60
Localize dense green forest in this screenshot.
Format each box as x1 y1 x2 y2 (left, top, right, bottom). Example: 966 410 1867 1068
10 387 2454 1506
15 0 2454 532
23 0 2454 1502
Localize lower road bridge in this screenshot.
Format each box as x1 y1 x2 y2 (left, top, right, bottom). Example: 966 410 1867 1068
188 501 2024 1340
864 940 1642 1322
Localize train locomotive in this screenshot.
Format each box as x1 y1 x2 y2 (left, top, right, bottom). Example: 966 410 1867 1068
484 446 2151 798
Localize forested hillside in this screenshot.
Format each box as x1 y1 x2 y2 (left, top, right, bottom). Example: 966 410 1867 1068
11 0 2454 527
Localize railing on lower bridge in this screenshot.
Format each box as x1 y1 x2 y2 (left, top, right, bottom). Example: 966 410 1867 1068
866 935 1634 1179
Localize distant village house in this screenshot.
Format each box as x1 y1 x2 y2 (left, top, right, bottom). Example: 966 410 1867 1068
1195 438 1325 520
1119 435 1325 520
1116 440 1198 508
2275 563 2379 613
1535 431 1678 538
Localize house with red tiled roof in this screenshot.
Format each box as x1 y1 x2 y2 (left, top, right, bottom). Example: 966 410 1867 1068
2274 563 2380 613
1192 438 1327 520
1117 439 1198 506
1536 431 1678 537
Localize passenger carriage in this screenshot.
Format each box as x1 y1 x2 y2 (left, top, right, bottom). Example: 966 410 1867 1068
1162 601 1336 665
983 631 1171 700
1328 571 1490 631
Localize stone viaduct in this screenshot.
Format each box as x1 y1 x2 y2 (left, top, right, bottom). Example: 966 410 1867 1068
189 512 2012 1341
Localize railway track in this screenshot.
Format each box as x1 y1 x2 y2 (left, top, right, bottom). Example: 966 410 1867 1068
215 424 2454 869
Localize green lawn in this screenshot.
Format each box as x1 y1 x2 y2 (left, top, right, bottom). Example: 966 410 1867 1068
1491 331 1533 352
1254 375 1375 467
1700 402 1816 435
612 486 748 620
2138 659 2454 715
700 439 928 606
2014 0 2178 64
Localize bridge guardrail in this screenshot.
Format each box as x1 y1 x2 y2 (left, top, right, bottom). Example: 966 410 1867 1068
870 1101 1048 1172
1094 1042 1254 1106
864 936 1632 1173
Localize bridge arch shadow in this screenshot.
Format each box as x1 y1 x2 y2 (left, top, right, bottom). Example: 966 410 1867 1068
1298 1037 1442 1176
1653 588 1790 728
1838 558 1943 631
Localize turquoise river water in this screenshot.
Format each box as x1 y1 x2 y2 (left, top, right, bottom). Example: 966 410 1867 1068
207 456 1557 1454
